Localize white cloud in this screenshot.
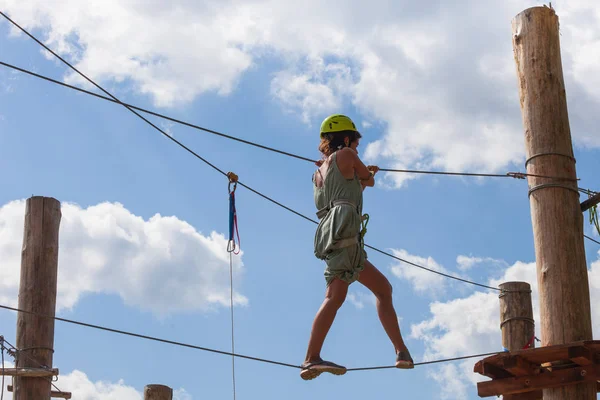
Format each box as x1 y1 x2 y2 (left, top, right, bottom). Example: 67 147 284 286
0 0 262 107
0 199 247 315
21 370 187 400
429 363 469 400
0 365 190 400
2 0 600 181
271 57 353 123
389 249 453 294
588 250 600 336
57 370 142 400
413 252 600 400
456 255 506 271
347 291 376 310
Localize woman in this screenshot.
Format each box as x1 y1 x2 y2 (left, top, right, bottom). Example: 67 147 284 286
301 114 413 381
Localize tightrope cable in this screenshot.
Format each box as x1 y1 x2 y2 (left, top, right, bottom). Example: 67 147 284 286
0 304 501 372
0 304 301 369
346 351 502 371
0 60 578 183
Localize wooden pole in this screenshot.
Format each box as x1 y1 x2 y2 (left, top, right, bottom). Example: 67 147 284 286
14 197 61 400
499 282 534 352
512 6 595 400
144 384 173 400
499 282 540 400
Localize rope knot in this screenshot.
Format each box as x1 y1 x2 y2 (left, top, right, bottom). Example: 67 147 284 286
507 172 527 180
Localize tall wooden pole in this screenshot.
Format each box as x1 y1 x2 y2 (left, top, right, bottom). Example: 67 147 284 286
14 197 61 400
512 7 595 400
144 384 173 400
499 282 540 400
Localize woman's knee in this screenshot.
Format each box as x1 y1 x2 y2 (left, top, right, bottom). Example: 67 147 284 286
375 281 393 303
325 280 348 308
325 292 346 309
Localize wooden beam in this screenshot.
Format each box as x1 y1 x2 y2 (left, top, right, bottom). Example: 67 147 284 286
581 192 600 212
474 340 600 367
8 385 71 399
477 364 600 397
0 367 58 377
502 356 540 376
568 346 594 366
481 362 514 379
512 5 595 400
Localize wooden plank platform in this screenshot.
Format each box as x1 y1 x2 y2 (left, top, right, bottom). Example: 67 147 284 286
474 340 600 397
0 367 59 377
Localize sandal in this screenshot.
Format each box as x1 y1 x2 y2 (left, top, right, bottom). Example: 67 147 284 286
396 350 414 369
300 360 347 381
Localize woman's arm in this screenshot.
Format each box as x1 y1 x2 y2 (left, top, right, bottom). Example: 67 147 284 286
337 148 378 188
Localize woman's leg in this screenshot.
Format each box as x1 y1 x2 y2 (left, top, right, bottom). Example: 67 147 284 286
358 260 410 356
303 278 349 364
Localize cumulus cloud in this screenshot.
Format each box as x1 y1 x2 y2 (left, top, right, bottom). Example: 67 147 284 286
389 249 458 294
2 0 600 181
271 57 353 123
347 291 376 310
0 199 247 315
0 368 191 400
0 0 263 107
456 255 507 271
412 252 600 400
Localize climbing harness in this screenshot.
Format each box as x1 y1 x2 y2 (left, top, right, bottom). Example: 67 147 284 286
227 172 240 255
316 199 358 219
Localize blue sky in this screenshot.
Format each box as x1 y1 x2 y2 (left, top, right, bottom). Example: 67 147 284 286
1 1 600 399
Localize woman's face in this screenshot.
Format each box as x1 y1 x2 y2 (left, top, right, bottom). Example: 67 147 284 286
350 138 360 153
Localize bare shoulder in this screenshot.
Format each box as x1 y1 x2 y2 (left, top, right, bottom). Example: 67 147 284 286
335 148 357 178
336 147 358 165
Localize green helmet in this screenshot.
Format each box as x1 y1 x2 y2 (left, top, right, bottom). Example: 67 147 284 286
320 114 360 138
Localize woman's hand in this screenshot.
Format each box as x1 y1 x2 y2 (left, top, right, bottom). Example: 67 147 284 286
367 165 380 175
315 159 324 167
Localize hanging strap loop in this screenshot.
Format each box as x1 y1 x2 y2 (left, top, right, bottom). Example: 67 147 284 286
227 172 240 254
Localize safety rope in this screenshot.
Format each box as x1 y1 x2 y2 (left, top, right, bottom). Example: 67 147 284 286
0 60 579 183
585 235 600 246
